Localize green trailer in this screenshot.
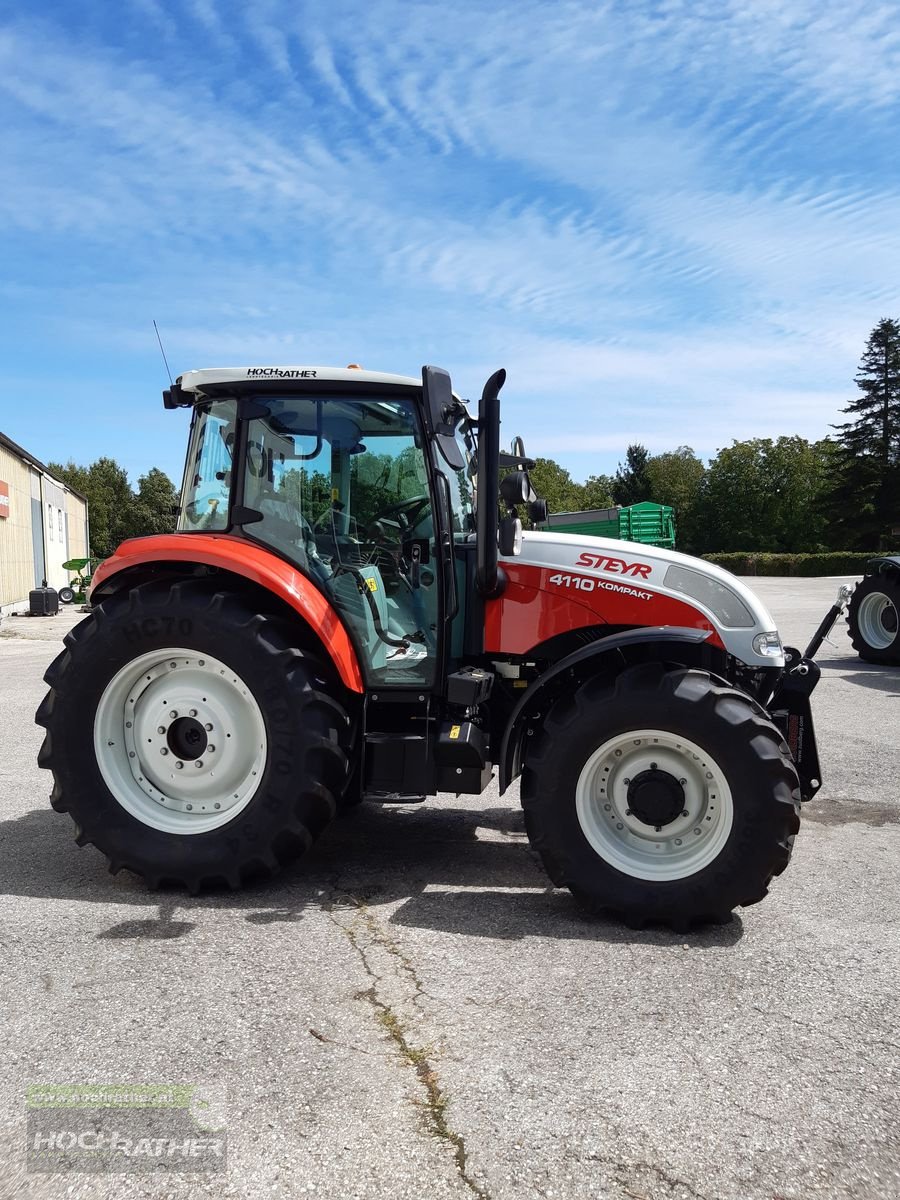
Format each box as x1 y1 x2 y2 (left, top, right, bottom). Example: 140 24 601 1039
545 501 676 549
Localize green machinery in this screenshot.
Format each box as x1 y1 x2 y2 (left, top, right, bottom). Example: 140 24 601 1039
544 501 676 549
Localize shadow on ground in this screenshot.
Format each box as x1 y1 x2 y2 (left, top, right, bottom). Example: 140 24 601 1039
0 802 745 948
819 656 900 696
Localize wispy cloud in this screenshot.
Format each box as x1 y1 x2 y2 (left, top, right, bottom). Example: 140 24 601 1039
1 1 898 484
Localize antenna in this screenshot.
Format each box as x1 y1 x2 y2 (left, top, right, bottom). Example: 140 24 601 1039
153 319 174 386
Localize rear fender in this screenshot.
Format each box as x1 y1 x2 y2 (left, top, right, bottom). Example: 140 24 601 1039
89 533 364 694
498 627 716 793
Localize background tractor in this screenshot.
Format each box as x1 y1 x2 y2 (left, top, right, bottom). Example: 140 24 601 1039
37 364 822 929
846 557 900 664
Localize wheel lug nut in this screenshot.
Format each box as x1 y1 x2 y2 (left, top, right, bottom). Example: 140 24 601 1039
169 710 178 719
214 803 221 810
205 723 213 732
195 760 204 768
160 748 168 756
650 762 658 770
186 804 192 811
189 709 197 717
623 777 631 785
157 726 166 735
176 762 184 769
625 809 632 816
681 809 689 817
208 745 215 753
125 721 132 729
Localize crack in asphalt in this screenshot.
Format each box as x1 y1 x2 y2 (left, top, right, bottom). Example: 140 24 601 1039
325 879 491 1200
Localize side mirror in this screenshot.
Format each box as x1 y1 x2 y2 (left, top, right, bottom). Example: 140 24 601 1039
498 515 523 557
422 366 465 471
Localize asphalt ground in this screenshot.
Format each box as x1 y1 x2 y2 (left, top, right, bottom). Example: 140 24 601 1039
0 577 898 1200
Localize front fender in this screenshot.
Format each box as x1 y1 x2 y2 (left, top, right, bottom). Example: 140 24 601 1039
497 627 715 793
90 533 364 694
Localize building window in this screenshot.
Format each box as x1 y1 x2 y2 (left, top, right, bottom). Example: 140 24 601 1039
48 507 54 541
58 509 64 540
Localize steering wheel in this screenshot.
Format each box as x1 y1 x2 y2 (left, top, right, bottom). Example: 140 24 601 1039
372 494 431 531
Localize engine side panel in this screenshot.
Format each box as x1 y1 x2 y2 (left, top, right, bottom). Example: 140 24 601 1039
484 560 724 654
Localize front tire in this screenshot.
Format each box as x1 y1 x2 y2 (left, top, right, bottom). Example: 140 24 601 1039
36 579 352 891
847 574 900 664
521 664 800 929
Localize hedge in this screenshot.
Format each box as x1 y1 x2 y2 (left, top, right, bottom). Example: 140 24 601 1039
701 552 899 577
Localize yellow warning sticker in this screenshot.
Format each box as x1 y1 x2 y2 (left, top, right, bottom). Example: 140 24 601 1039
449 725 461 739
366 577 378 592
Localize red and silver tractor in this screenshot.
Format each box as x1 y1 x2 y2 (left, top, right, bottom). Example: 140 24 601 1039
36 365 823 928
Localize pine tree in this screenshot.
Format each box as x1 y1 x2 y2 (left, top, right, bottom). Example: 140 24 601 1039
612 444 651 507
827 318 900 549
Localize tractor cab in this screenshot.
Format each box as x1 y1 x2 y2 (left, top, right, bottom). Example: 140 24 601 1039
169 367 485 689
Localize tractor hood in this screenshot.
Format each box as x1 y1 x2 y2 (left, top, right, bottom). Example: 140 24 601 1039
507 531 784 668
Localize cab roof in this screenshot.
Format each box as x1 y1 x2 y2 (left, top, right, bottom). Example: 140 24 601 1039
178 366 422 392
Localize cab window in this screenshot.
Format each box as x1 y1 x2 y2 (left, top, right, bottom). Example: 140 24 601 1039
242 395 439 687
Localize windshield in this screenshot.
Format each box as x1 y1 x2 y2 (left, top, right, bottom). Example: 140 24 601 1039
178 400 236 531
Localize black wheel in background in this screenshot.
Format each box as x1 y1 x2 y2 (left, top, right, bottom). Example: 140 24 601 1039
847 574 900 664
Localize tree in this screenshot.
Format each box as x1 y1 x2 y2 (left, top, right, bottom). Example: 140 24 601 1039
579 473 614 510
826 318 900 548
645 447 705 552
48 458 178 558
129 468 178 539
528 457 586 516
695 437 834 553
612 444 651 506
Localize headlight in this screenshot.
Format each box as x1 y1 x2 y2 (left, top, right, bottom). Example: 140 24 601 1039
663 564 755 628
752 631 783 658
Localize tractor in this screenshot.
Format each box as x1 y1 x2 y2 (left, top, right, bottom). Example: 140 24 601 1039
36 364 823 928
846 557 900 664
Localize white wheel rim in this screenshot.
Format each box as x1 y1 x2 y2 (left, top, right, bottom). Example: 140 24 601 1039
94 648 267 834
575 729 734 881
857 592 898 650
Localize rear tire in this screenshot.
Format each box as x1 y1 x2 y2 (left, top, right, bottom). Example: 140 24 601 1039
58 587 75 605
847 574 900 664
36 579 352 891
521 664 800 929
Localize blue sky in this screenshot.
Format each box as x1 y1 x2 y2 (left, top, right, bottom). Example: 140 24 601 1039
1 0 899 487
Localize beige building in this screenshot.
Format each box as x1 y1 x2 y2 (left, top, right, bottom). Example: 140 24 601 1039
0 432 89 612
